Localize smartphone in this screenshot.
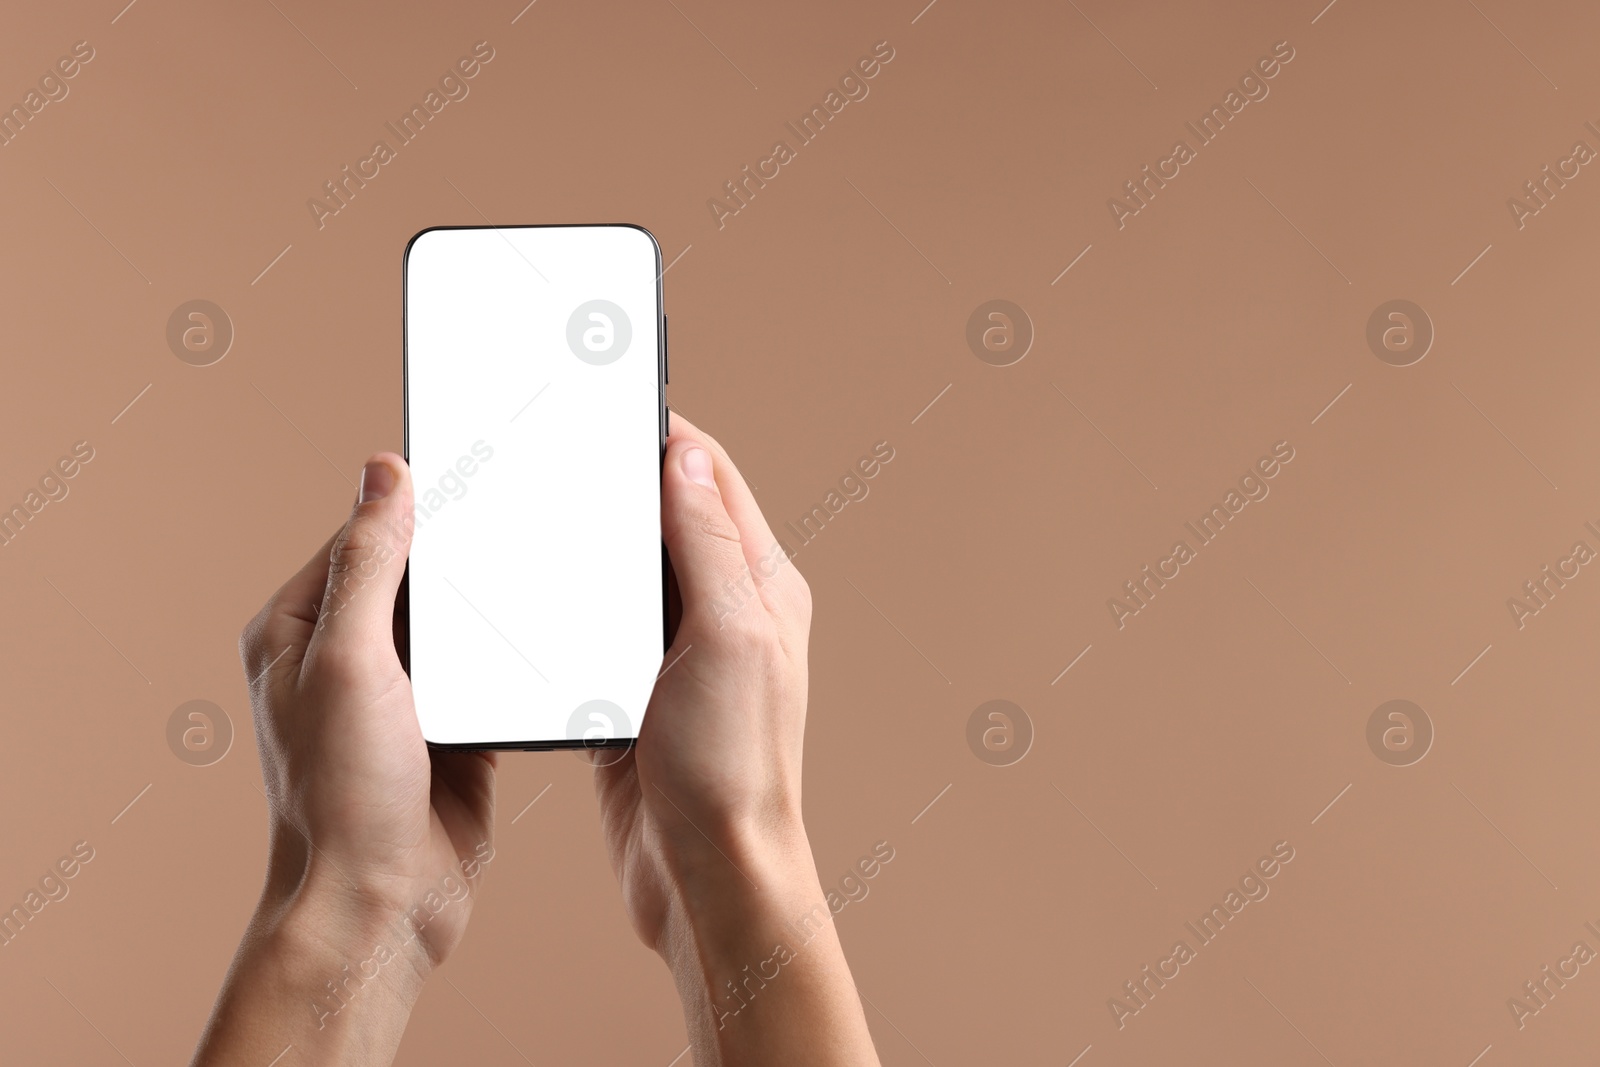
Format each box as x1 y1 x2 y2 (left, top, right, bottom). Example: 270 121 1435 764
400 223 667 750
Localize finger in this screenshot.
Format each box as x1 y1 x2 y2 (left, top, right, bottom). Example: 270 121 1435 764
660 436 769 641
240 528 340 688
667 412 779 567
663 547 683 645
430 750 498 870
304 453 415 671
666 413 809 627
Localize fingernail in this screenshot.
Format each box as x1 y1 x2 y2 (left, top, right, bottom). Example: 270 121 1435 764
359 459 396 503
682 447 716 488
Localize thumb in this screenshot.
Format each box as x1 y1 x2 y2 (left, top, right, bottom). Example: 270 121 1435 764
661 439 761 641
307 453 414 668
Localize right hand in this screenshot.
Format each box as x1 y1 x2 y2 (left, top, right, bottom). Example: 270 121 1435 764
591 412 815 951
589 414 881 1064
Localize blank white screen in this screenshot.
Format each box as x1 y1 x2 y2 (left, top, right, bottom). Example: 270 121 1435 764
405 225 663 746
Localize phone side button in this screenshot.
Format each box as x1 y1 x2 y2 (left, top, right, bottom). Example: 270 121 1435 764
662 314 669 384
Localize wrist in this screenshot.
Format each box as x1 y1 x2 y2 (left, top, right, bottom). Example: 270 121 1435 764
659 807 812 945
257 824 440 993
658 817 839 1016
655 819 878 1065
256 870 433 1015
661 805 812 900
190 871 429 1065
265 813 440 943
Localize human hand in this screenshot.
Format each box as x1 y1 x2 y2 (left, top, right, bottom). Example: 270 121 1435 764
592 413 812 946
192 454 495 1065
240 451 496 962
591 414 879 1065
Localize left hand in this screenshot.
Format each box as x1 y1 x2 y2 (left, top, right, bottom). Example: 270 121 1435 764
237 453 496 972
194 454 497 1066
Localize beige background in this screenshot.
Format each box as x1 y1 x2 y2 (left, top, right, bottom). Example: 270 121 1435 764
3 0 1599 1063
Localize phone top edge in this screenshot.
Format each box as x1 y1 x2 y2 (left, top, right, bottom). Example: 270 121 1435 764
426 738 639 753
405 222 661 246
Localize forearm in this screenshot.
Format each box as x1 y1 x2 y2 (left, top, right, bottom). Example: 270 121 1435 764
190 854 430 1066
661 822 880 1067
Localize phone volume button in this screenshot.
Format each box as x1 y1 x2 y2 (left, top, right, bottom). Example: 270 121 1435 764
662 315 669 383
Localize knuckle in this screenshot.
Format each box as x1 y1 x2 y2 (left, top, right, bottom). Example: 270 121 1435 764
694 509 743 547
711 611 777 658
306 639 365 690
240 602 296 689
754 543 810 623
750 539 788 580
238 611 265 671
330 515 400 576
790 569 814 619
666 505 742 555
